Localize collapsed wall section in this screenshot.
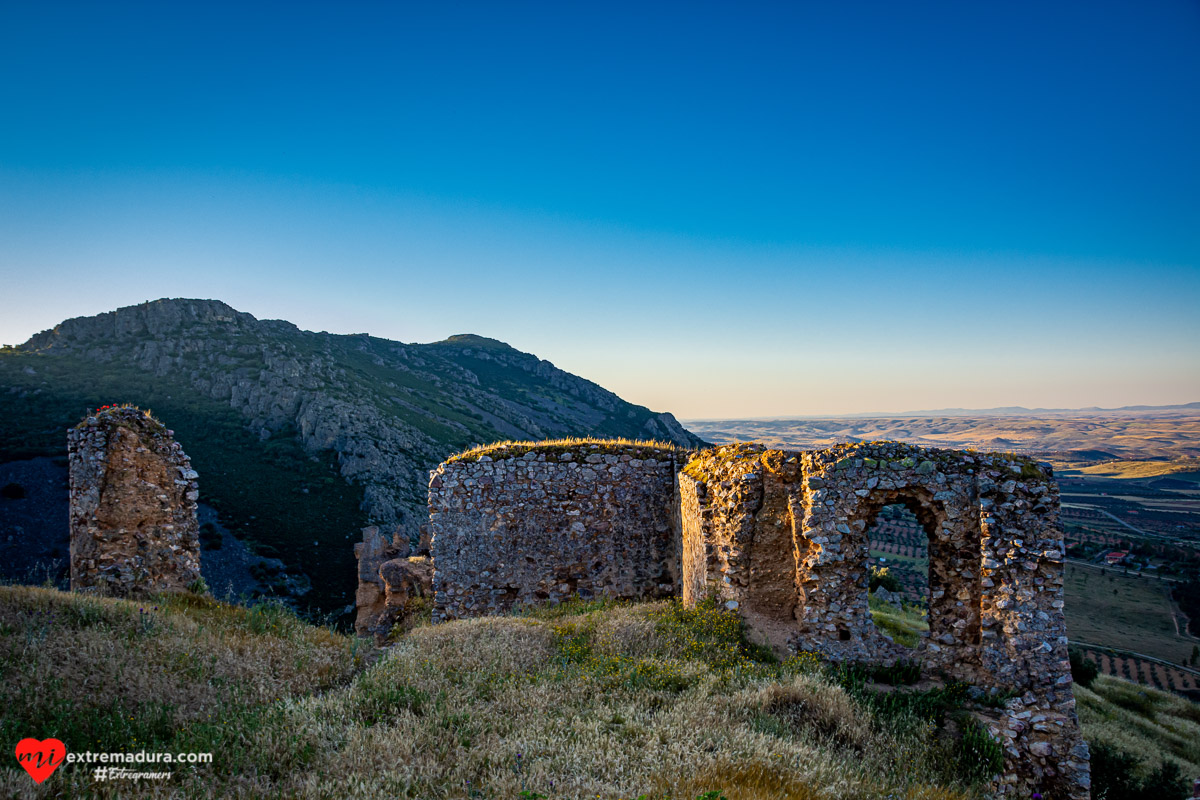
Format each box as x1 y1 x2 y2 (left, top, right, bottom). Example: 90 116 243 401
428 443 680 621
353 525 432 640
678 444 763 609
68 406 201 596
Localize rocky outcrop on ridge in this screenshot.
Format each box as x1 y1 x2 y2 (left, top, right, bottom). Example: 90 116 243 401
12 299 704 544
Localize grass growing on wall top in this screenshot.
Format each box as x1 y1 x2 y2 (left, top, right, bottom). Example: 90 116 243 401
446 437 683 464
680 441 767 483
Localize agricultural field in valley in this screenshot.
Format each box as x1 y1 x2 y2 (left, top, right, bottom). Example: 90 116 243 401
1077 647 1200 696
866 504 929 604
1064 564 1200 670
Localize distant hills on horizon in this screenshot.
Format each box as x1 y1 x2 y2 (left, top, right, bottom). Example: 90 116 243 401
686 406 1200 464
684 401 1200 423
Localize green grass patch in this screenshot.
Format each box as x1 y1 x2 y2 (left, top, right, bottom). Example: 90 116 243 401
645 597 779 671
868 594 929 648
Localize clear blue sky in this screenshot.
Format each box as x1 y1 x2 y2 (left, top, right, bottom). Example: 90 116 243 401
2 2 1198 417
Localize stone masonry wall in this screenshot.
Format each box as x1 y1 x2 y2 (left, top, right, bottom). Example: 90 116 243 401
68 406 201 596
428 443 680 621
679 441 1089 800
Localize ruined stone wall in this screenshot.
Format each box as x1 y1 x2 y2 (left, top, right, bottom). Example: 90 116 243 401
422 437 1089 797
793 444 988 679
68 406 201 596
428 443 680 621
679 441 1089 800
677 446 806 647
354 525 432 641
976 466 1088 798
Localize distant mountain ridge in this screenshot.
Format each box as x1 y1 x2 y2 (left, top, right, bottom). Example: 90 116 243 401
685 413 1200 463
12 298 703 527
685 402 1200 422
0 298 704 612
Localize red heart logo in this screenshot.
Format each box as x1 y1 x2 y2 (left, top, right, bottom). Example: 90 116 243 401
15 738 66 784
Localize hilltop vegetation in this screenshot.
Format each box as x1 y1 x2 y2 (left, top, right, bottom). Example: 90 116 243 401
4 586 1193 799
0 586 986 799
0 299 704 615
1076 674 1200 796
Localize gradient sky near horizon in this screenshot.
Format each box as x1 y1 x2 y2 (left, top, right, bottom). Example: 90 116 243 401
2 2 1198 419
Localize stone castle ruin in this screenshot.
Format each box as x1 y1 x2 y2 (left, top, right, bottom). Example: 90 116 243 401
420 439 1092 799
427 443 680 621
63 403 1089 796
68 406 202 596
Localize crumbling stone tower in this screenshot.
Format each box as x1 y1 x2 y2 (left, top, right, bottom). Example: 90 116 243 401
68 406 201 596
679 442 1090 800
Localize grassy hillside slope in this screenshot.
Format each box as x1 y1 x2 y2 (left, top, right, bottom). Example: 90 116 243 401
5 586 1196 798
0 586 1001 799
1076 674 1200 784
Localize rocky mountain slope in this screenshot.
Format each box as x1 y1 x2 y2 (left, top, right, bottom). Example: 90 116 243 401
0 298 703 613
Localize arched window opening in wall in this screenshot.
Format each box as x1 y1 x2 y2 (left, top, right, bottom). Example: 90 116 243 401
866 503 930 648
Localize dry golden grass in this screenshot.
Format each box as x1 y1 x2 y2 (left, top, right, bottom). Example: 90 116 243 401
1075 674 1200 779
1 591 995 800
0 585 369 799
754 676 873 751
1057 457 1200 480
0 586 363 721
447 437 681 464
261 606 966 800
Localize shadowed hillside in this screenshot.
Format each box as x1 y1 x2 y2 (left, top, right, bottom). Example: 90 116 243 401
0 299 704 615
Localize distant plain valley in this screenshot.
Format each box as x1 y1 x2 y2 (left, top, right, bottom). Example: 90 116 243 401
688 407 1200 696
